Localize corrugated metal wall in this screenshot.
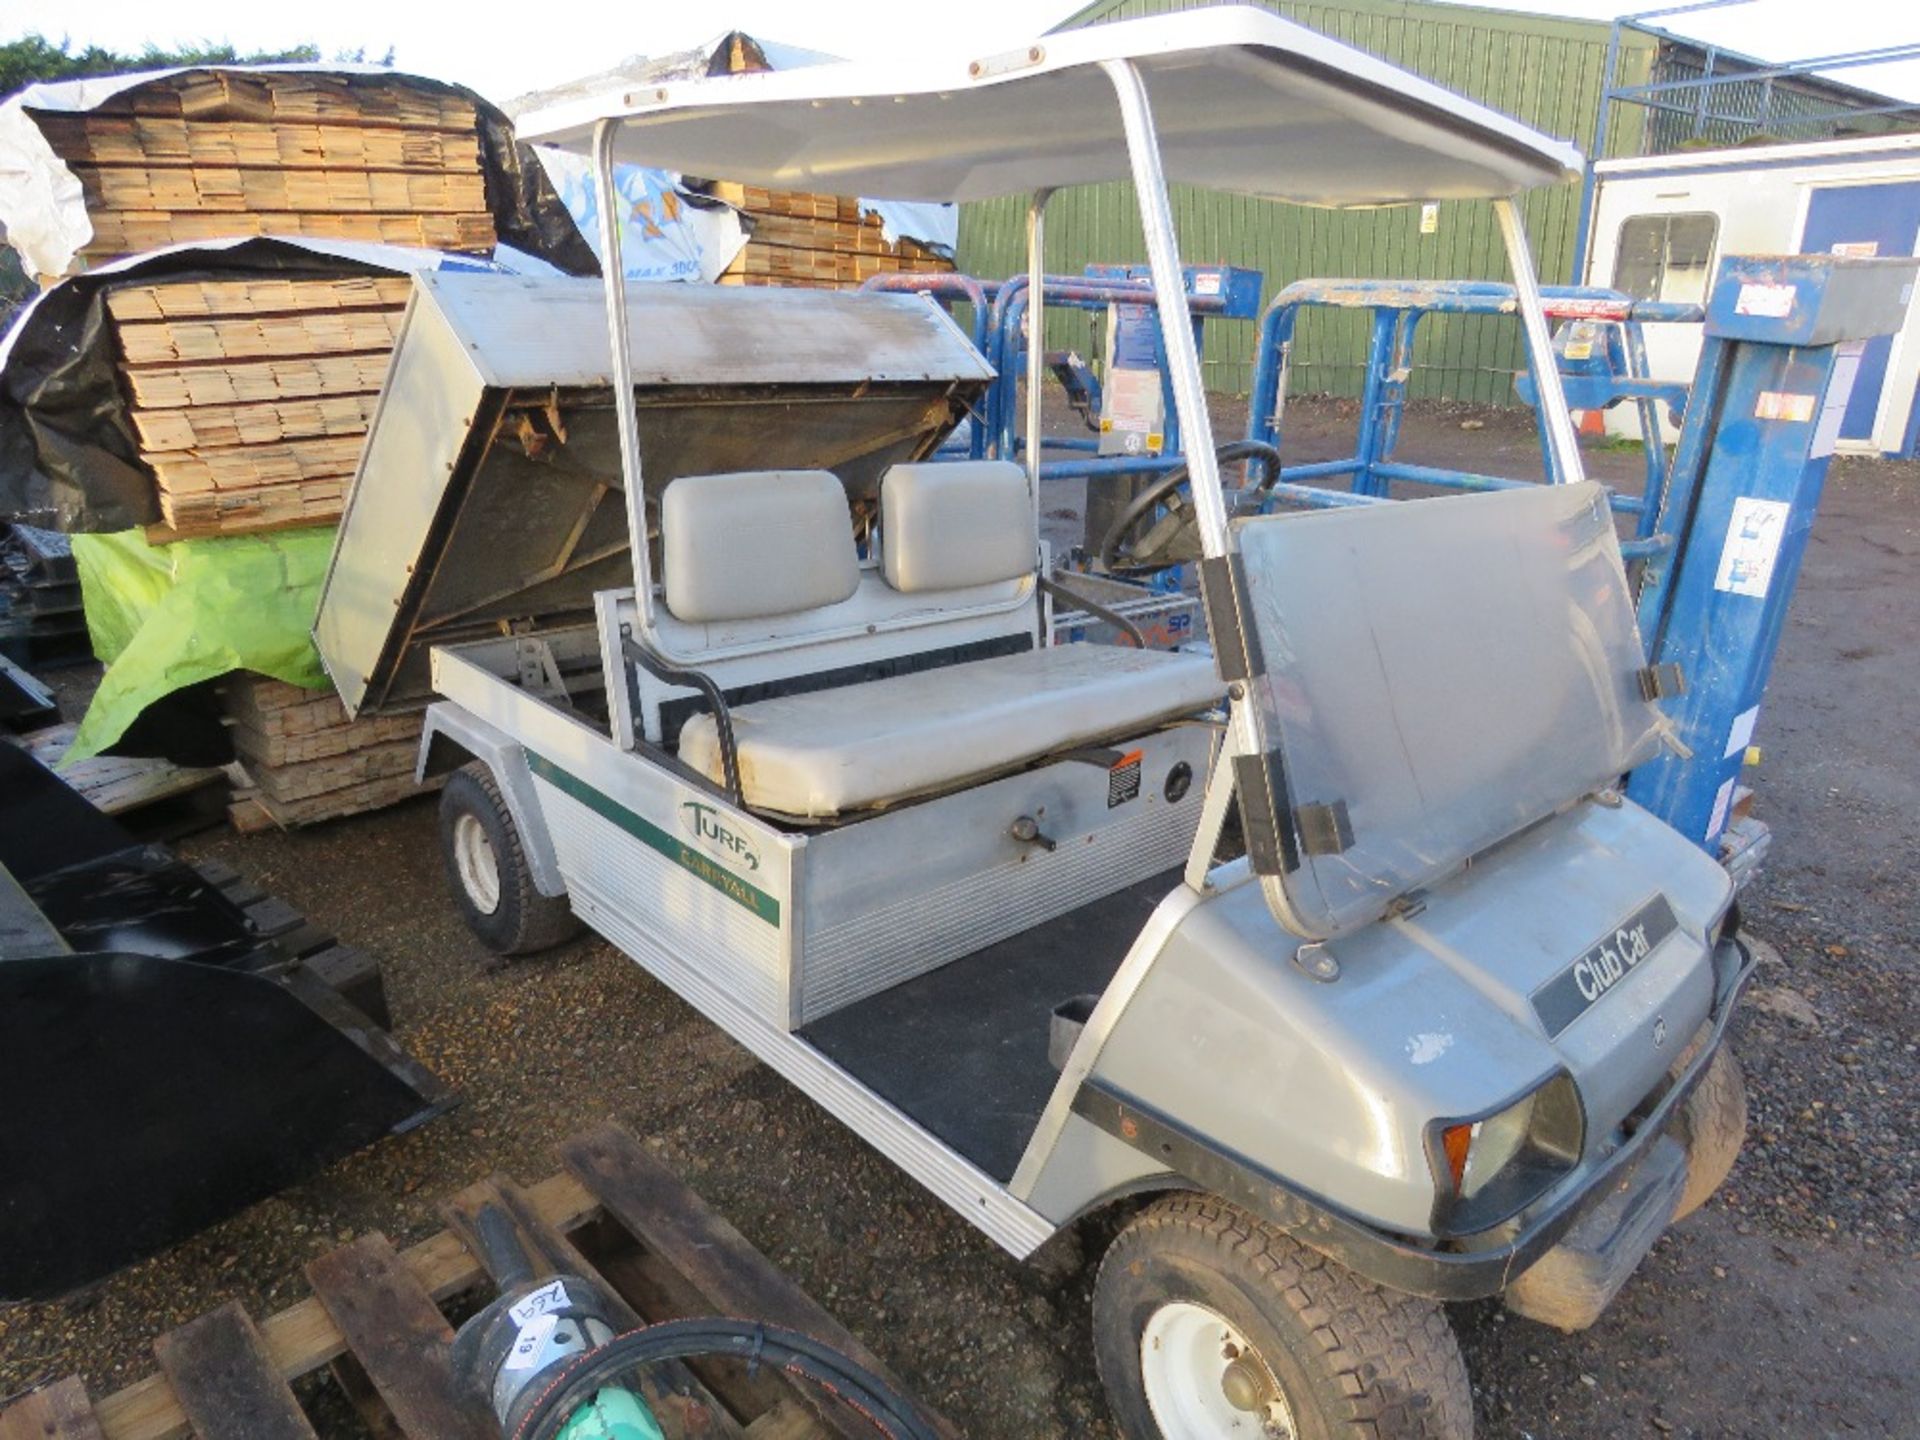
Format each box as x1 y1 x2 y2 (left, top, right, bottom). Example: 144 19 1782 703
957 0 1655 402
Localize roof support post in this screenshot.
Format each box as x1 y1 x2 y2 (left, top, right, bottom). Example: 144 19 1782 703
1100 58 1229 562
1495 197 1586 486
1025 188 1053 564
1103 57 1274 906
592 116 658 630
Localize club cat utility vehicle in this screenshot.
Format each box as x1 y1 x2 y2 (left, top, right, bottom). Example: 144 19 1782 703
316 9 1763 1436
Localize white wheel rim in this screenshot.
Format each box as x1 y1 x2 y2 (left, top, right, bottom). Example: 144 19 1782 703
1140 1301 1296 1438
453 812 501 915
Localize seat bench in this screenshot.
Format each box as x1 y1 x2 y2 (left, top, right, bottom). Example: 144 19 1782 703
678 642 1222 818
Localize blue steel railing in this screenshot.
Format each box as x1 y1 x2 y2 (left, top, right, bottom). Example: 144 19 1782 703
1244 280 1702 550
863 273 1703 566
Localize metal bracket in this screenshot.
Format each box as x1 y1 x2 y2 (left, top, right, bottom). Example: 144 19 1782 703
512 637 569 704
1295 799 1355 857
1637 661 1687 702
1232 749 1298 875
1198 554 1264 682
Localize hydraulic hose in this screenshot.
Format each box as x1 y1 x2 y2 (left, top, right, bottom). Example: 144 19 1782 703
515 1319 943 1440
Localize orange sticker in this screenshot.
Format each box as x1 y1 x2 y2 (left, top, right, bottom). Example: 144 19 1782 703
1754 391 1816 423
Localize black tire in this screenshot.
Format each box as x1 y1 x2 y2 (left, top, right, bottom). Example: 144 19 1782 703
1668 1045 1747 1221
438 761 579 956
1093 1193 1472 1440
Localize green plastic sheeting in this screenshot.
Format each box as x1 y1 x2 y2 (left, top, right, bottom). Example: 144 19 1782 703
68 527 336 762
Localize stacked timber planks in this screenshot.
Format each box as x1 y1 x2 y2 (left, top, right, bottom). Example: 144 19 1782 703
32 71 496 273
718 185 953 290
223 674 435 829
105 274 410 539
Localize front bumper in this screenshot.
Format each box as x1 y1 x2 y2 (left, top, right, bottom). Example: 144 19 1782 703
1072 934 1754 1302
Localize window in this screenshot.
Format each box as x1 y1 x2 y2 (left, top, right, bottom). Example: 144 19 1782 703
1613 213 1719 304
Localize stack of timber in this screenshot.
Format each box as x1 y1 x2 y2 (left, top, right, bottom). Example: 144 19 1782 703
35 72 496 274
719 185 954 290
105 275 410 539
223 673 432 829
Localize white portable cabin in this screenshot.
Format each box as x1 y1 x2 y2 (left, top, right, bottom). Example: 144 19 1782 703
1583 133 1920 458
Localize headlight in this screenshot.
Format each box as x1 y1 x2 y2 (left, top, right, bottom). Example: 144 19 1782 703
1430 1074 1585 1234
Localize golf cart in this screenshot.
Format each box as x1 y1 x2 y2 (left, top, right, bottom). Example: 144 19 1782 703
317 9 1751 1435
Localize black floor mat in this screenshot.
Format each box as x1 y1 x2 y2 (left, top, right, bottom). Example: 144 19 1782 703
801 867 1184 1182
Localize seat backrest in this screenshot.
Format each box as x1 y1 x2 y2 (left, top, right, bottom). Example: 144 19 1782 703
881 461 1036 593
660 470 860 624
621 464 1039 750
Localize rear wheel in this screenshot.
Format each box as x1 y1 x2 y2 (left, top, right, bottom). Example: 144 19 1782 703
1669 1045 1747 1221
1093 1193 1472 1439
438 761 579 956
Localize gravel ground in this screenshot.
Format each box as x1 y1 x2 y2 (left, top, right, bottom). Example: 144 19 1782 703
1 397 1914 1437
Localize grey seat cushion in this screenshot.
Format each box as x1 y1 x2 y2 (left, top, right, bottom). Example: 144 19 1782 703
679 642 1222 818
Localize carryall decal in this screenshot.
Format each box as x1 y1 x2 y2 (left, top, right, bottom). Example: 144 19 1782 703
526 753 780 926
1530 894 1679 1038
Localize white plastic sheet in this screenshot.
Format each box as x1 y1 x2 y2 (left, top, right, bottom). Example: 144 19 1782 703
528 148 746 283
514 29 957 279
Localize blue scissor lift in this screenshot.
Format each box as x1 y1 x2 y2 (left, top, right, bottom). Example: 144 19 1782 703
876 251 1917 882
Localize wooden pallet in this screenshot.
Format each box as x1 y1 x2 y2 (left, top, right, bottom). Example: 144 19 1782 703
722 247 953 286
10 723 225 819
75 165 489 216
0 1123 954 1440
131 394 380 452
105 276 415 323
154 478 350 541
81 211 495 264
123 352 395 409
116 309 406 366
735 188 865 224
742 213 942 261
32 115 482 172
91 75 479 132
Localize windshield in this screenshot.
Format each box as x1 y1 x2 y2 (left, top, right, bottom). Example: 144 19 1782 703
1236 482 1665 939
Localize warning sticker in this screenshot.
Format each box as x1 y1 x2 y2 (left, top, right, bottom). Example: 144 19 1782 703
1107 750 1144 808
1830 241 1879 258
1192 269 1223 296
1713 497 1792 599
1734 282 1795 319
1755 391 1816 423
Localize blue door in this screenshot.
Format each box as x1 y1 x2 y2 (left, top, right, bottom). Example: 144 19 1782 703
1800 181 1920 445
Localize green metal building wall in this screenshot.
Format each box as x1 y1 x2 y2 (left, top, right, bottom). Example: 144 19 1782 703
957 0 1656 402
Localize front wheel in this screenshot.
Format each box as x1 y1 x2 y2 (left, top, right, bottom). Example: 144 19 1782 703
1668 1045 1747 1221
1093 1194 1472 1440
439 761 580 956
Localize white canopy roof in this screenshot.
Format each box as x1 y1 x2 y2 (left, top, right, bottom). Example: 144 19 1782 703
517 6 1582 209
